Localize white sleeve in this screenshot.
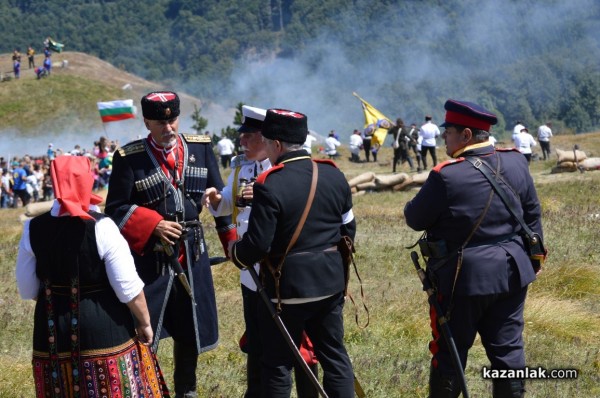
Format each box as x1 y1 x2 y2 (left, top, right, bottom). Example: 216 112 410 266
342 209 355 224
207 169 235 217
96 217 144 303
15 220 40 300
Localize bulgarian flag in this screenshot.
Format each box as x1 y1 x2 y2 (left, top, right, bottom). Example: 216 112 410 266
97 99 136 123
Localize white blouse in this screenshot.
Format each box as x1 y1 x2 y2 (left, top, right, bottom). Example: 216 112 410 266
15 201 144 303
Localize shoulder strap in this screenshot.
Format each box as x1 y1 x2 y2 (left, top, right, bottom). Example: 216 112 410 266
231 166 242 229
266 160 318 312
464 156 535 238
286 160 318 253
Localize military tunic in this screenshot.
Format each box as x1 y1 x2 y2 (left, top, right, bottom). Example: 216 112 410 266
105 133 235 353
404 142 542 375
231 150 357 397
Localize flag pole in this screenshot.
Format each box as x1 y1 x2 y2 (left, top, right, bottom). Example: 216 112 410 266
102 122 110 140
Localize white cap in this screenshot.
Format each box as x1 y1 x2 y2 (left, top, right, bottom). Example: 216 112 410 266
239 105 267 132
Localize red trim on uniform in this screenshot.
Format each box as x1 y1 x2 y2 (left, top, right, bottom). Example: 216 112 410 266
429 293 443 369
147 135 184 185
432 158 464 173
445 110 491 131
218 228 238 257
300 332 319 365
121 207 163 255
313 159 338 168
256 163 284 184
496 147 521 154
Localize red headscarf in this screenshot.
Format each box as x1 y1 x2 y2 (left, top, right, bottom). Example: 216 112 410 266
50 156 104 220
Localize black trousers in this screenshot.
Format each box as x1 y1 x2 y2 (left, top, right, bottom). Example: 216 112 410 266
220 154 233 169
258 292 354 398
242 285 319 398
421 146 437 169
429 287 528 377
393 147 414 172
362 138 372 161
540 141 551 160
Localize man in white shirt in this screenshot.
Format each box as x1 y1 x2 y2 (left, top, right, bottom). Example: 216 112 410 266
216 135 236 168
419 115 440 170
303 132 318 154
537 122 553 160
514 127 537 164
512 121 525 142
325 131 341 159
349 129 363 162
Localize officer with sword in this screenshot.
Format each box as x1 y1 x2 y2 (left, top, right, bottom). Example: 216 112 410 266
106 91 237 398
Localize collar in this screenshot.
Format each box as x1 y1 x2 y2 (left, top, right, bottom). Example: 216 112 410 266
148 133 179 154
452 141 494 158
256 158 271 173
276 150 311 165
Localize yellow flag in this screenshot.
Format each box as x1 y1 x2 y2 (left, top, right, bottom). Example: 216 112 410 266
353 92 393 147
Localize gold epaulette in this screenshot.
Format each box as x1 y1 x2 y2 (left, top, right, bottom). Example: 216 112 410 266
182 134 212 143
117 140 145 157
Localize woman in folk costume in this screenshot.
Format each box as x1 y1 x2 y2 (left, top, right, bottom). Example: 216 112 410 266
16 156 170 397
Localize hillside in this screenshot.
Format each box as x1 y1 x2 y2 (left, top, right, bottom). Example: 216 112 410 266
0 51 232 157
1 0 599 137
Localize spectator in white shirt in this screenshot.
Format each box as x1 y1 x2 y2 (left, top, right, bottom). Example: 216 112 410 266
325 131 341 159
512 121 525 142
348 129 363 162
419 115 440 169
216 136 236 168
514 127 537 164
302 132 318 154
536 122 553 160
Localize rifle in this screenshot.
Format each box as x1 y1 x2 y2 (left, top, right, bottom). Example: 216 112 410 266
410 251 470 398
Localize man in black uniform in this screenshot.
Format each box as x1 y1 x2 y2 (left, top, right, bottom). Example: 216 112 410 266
231 108 356 398
404 99 543 398
105 91 237 398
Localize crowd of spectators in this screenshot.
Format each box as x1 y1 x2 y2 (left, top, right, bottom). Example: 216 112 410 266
1 136 117 209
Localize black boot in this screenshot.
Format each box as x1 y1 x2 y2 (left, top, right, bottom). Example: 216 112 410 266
492 379 526 398
294 363 319 398
244 353 261 398
173 340 198 398
429 366 461 398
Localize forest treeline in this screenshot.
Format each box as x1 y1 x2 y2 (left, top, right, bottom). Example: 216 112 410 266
1 0 599 133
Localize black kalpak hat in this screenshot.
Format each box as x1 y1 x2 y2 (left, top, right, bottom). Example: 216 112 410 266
440 99 497 132
238 105 267 133
141 91 180 120
262 109 308 144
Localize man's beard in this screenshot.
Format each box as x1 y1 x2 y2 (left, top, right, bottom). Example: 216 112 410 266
160 135 177 149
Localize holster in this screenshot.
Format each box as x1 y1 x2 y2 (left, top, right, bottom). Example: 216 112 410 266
521 232 547 272
418 238 448 259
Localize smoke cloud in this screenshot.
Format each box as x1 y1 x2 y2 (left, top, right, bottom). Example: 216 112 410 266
2 0 598 157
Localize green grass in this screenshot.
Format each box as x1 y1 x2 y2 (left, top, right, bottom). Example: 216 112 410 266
1 99 600 395
0 73 124 135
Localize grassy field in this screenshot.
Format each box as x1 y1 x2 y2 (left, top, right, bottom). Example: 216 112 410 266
1 134 599 397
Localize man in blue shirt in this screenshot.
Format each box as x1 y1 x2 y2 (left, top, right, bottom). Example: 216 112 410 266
12 161 31 207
